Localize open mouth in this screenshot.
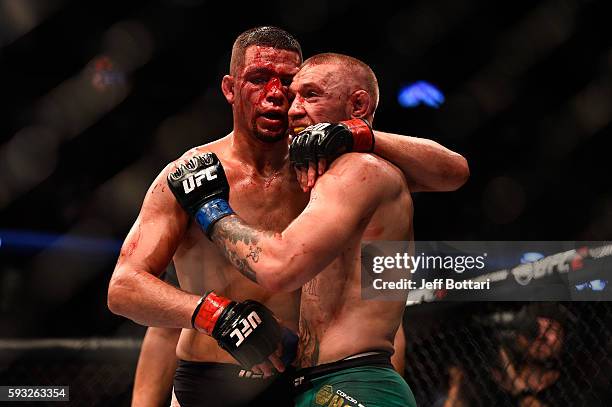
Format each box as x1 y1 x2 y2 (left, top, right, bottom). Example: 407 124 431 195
260 111 285 121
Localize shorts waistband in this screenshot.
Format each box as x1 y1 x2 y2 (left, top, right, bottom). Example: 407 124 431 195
177 359 239 369
177 359 268 379
292 352 393 394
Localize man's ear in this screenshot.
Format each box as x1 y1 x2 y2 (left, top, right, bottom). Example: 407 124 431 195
349 90 371 119
221 75 235 104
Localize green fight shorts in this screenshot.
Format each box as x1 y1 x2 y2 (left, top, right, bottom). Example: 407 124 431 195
293 353 417 407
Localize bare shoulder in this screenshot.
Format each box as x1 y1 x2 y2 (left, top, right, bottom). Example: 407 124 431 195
141 137 227 217
324 153 407 196
171 137 229 166
165 136 230 175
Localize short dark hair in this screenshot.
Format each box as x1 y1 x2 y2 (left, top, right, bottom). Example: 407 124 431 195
302 53 379 114
230 26 302 75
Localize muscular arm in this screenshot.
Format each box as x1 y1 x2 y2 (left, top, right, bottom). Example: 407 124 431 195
132 326 180 407
373 131 469 192
297 128 468 193
107 165 201 328
211 154 393 292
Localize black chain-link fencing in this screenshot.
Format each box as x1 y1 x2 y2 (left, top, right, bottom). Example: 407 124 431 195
1 303 611 406
404 302 612 407
0 339 140 406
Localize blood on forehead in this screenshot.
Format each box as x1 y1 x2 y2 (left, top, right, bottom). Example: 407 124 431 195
241 46 300 77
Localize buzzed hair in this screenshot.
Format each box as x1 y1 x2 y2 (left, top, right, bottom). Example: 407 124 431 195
302 53 380 114
230 26 302 75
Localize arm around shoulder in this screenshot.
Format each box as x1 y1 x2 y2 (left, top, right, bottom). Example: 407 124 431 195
373 130 469 192
212 154 392 292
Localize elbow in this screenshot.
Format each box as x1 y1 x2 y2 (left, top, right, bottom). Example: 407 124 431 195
445 154 470 191
454 155 470 190
255 248 302 293
414 153 470 193
258 276 284 293
262 273 297 293
256 262 295 293
107 271 132 317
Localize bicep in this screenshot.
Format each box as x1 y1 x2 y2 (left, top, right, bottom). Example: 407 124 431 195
116 173 189 277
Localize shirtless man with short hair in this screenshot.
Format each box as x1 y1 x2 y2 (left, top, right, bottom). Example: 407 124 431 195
168 53 464 406
110 27 467 407
110 27 306 406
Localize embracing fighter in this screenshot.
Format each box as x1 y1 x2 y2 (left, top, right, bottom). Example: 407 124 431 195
167 53 469 406
109 27 468 407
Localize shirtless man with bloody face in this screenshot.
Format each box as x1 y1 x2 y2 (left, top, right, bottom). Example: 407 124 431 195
110 27 467 407
110 27 306 406
168 53 467 406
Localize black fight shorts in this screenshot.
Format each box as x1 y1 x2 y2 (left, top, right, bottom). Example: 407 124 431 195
173 360 294 407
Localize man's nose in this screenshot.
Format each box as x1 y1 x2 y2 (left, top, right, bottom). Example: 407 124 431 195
264 77 286 105
288 95 305 119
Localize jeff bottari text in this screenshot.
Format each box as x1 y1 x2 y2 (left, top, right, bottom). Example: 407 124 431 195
373 278 491 290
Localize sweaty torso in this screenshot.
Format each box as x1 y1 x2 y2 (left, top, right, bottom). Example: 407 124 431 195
174 136 309 363
296 154 413 368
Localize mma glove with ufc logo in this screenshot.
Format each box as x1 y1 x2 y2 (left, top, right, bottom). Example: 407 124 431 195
167 152 234 238
167 154 284 367
191 291 282 368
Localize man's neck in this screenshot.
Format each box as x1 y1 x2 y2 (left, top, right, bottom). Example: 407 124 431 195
229 129 288 176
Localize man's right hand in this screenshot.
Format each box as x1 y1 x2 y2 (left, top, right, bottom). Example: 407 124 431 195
167 153 234 238
192 291 284 370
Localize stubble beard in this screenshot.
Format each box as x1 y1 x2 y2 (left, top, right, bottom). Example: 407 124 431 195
251 120 287 144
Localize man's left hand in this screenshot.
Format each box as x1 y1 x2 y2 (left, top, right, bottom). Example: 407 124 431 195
166 153 234 238
290 119 374 191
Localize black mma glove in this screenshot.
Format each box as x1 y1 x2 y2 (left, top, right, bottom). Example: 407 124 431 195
167 153 234 237
192 291 282 368
289 118 375 168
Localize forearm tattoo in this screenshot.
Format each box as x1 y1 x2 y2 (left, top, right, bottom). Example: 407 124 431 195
211 216 273 283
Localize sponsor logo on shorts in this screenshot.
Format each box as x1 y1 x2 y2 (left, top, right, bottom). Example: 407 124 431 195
313 386 366 407
335 389 364 406
238 369 263 379
182 167 217 194
315 385 333 405
327 395 345 407
229 311 262 347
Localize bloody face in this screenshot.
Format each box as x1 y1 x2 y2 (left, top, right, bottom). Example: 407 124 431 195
288 63 351 135
232 46 301 143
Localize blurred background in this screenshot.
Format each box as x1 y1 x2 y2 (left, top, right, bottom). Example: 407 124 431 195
0 0 610 405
